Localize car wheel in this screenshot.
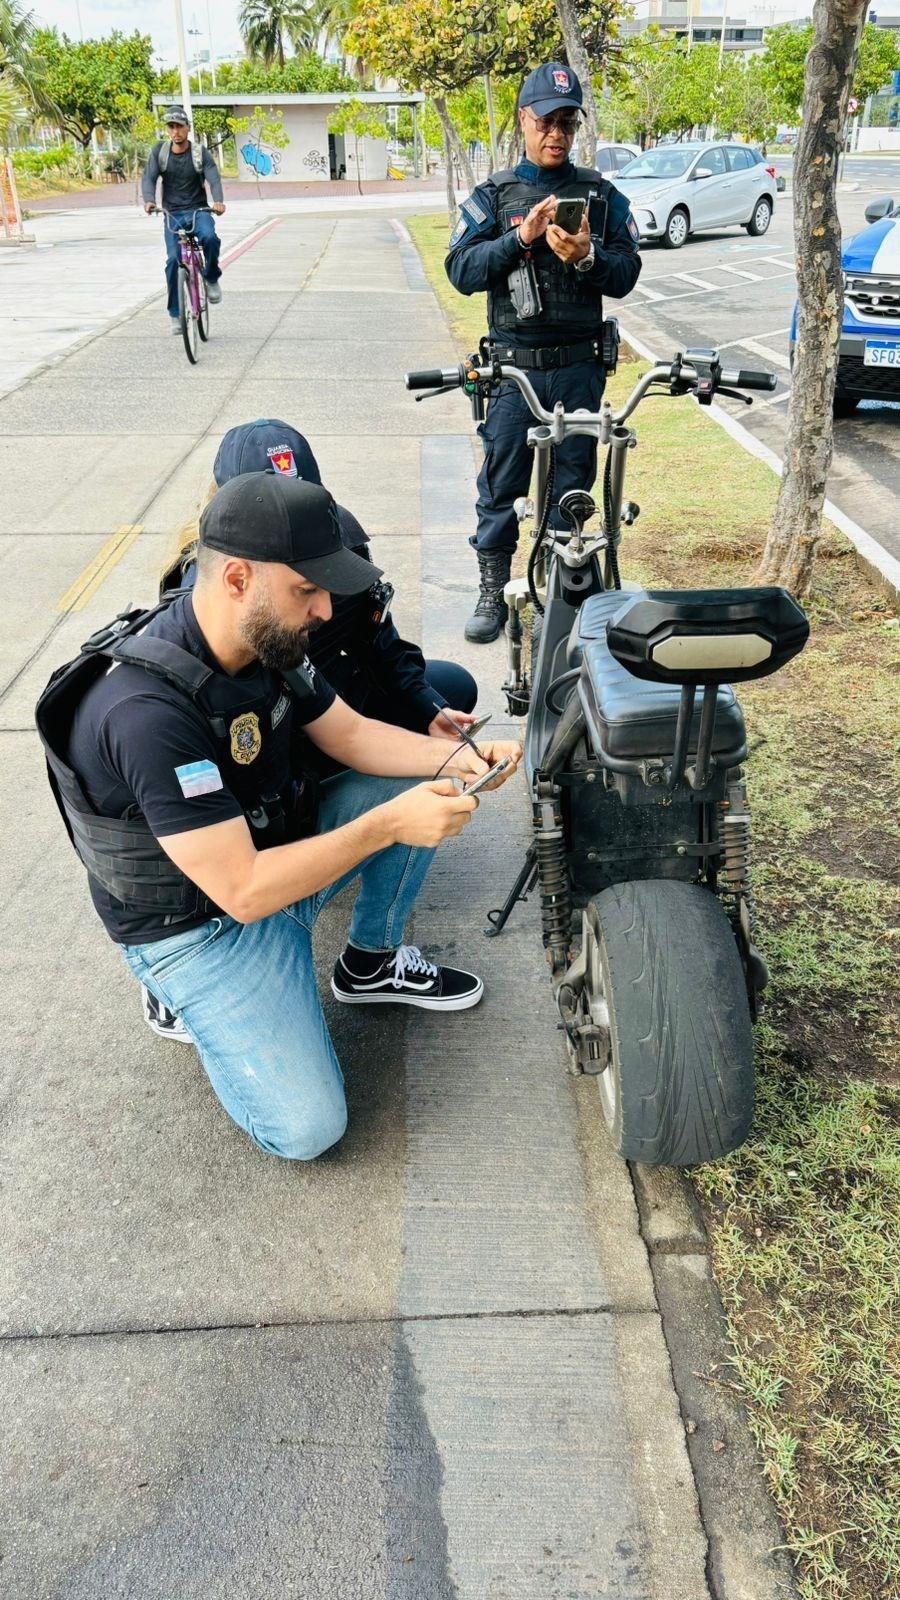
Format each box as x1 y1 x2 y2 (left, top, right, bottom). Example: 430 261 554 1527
746 197 773 237
662 207 689 249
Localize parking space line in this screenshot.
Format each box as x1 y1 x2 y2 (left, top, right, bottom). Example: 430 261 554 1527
632 280 664 301
738 337 791 368
759 256 796 269
673 272 720 290
54 524 142 614
715 263 764 280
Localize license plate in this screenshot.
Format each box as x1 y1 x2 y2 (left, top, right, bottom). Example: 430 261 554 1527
863 340 900 367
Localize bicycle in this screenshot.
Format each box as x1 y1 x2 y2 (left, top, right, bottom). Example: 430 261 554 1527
151 206 210 365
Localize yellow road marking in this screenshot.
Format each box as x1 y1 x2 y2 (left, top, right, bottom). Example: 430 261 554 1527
54 525 142 614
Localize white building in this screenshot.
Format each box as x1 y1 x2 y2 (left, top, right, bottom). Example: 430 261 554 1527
151 91 426 183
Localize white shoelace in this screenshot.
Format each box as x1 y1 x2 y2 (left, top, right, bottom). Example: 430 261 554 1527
391 944 438 988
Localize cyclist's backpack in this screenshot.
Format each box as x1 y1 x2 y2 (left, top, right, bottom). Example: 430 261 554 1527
157 139 204 176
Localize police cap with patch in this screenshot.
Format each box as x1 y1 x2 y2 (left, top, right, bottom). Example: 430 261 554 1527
214 418 322 486
518 63 583 119
199 473 382 596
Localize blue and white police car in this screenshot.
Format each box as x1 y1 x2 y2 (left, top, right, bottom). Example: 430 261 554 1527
791 196 900 413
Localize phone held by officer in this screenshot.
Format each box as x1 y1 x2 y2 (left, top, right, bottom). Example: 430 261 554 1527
445 62 642 645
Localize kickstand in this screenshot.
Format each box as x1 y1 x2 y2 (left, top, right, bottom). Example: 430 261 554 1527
484 845 538 938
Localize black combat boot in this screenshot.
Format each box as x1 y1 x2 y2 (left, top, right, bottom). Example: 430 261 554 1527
464 551 512 644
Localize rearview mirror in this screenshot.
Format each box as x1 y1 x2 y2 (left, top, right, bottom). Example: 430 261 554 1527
864 195 895 224
693 167 713 180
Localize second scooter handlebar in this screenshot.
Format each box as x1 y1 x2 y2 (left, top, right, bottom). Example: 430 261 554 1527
405 368 461 391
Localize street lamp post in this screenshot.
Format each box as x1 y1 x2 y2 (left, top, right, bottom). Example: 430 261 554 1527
205 0 217 88
188 21 204 94
172 0 195 126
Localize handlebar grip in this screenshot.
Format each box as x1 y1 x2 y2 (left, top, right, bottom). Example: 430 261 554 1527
720 367 778 392
405 368 458 391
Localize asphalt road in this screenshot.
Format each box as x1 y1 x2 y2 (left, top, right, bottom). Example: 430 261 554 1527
615 153 900 567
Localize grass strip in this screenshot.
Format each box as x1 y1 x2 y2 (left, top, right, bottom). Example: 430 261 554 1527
407 210 900 1600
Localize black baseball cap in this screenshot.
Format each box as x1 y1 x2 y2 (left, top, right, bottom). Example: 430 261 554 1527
164 104 190 126
518 63 583 119
199 473 382 595
214 418 322 486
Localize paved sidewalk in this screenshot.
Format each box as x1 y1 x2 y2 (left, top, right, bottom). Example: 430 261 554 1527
1 214 711 1598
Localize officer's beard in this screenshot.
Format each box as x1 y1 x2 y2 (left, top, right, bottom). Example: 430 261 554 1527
241 592 323 671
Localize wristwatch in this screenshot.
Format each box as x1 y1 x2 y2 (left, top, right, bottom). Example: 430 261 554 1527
575 239 596 273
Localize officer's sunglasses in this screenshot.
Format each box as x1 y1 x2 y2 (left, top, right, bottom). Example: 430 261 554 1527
527 111 581 135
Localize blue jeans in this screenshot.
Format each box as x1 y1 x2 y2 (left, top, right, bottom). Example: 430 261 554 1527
165 209 221 315
122 773 435 1160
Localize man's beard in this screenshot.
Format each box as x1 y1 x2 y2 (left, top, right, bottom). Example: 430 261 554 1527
242 595 322 672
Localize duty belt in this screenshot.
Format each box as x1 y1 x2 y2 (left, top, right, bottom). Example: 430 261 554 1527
489 339 601 371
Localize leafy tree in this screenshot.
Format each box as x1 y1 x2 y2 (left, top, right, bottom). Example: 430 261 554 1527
761 20 899 119
33 28 154 150
853 22 900 102
328 96 387 190
238 0 318 68
228 105 289 196
0 0 54 118
615 28 683 145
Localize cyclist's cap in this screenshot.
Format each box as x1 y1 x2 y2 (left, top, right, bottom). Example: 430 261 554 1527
164 105 190 126
213 419 322 487
518 64 583 118
199 473 382 595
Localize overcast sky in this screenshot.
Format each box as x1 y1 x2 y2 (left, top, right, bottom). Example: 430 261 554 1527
36 0 815 68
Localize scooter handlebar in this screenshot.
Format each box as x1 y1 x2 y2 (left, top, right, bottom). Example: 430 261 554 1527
720 367 778 392
405 368 460 391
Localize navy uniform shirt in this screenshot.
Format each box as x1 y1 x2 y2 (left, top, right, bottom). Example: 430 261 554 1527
67 593 335 945
445 157 641 345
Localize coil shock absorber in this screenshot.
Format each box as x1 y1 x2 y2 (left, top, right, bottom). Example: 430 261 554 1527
533 779 571 973
719 774 756 932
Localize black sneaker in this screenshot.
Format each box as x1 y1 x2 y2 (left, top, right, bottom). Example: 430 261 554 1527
141 984 192 1043
331 944 484 1011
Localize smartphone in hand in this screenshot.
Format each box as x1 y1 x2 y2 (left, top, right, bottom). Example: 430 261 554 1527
464 757 513 797
554 198 586 235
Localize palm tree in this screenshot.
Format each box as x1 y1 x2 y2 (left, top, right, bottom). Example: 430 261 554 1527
0 0 54 119
238 0 319 67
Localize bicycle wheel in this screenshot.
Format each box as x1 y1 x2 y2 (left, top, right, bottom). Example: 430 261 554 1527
178 267 198 365
197 270 209 342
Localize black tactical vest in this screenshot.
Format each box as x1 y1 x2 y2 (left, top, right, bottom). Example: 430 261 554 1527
489 166 610 344
35 603 315 926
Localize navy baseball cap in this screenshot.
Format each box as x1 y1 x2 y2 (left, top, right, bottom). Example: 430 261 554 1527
213 419 322 488
518 63 583 118
199 473 382 595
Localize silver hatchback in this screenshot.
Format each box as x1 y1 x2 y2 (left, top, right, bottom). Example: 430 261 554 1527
615 142 777 249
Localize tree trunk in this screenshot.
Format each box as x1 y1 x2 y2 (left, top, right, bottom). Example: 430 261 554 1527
433 94 475 195
554 0 600 166
753 0 867 596
434 95 458 226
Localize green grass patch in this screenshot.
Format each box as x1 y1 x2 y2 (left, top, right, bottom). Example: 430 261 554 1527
408 209 900 1600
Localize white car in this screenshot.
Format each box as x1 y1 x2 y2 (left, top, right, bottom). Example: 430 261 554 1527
615 142 777 249
595 141 640 177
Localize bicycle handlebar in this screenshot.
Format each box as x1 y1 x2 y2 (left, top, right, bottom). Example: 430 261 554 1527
719 368 777 392
405 369 456 391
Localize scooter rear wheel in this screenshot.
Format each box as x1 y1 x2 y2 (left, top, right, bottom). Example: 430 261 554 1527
581 880 754 1166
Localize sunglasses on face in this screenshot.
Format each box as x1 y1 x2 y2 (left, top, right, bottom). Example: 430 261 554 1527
527 111 580 135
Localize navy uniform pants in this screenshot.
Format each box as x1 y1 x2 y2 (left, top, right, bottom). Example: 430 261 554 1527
474 358 606 555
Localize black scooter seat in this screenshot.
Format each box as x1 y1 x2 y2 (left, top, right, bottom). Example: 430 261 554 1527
573 592 747 763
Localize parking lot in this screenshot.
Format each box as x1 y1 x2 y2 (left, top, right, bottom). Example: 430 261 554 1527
616 153 900 566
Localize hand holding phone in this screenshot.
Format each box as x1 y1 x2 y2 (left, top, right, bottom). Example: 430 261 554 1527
464 757 514 797
553 198 586 235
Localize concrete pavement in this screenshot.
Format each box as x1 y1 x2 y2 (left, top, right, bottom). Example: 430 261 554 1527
2 211 725 1597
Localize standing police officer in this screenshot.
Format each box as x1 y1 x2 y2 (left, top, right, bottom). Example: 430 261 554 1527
445 63 642 642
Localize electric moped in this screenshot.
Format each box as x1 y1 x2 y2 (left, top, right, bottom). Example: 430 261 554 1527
405 347 809 1166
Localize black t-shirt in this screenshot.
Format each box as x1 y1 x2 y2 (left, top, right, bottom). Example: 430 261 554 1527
67 594 335 945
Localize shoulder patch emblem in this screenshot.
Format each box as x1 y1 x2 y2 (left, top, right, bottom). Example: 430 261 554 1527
450 215 468 245
626 211 641 243
271 692 290 729
230 711 262 765
462 195 487 224
175 759 223 798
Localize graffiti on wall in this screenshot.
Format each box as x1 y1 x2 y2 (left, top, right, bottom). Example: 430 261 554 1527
302 149 329 177
240 141 282 178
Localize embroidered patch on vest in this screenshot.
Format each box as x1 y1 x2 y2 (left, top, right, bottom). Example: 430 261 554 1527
463 195 487 224
271 693 290 729
230 712 262 765
175 759 223 798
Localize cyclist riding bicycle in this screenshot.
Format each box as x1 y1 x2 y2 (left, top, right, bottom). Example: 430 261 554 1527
142 105 226 334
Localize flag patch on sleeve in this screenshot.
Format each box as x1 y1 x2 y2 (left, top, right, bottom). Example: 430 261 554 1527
175 759 224 798
626 212 640 242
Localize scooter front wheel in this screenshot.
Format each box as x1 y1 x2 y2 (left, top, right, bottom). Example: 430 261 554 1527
581 880 754 1166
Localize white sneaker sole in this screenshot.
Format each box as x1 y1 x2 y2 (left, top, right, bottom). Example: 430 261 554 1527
330 977 484 1011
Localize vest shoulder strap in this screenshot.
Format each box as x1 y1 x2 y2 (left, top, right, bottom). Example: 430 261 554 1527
106 634 215 700
490 169 519 191
157 140 204 176
574 166 604 185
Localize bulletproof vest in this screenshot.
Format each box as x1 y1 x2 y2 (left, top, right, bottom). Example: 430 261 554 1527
35 602 316 926
489 166 610 343
157 139 204 176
